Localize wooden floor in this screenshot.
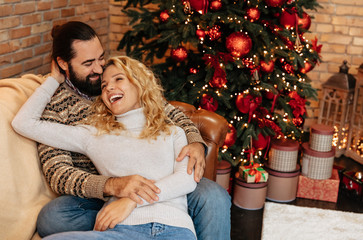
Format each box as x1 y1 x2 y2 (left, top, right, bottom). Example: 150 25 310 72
229 156 363 240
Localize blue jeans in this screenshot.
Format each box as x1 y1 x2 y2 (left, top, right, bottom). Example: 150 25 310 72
37 178 231 240
43 223 196 240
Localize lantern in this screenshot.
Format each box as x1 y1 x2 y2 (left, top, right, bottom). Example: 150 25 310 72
317 60 356 157
345 63 363 164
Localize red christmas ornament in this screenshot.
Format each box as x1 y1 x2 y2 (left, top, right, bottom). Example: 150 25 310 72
292 116 304 127
196 29 206 39
207 25 222 41
226 32 252 58
253 133 269 150
246 7 261 22
300 61 314 74
209 68 227 88
297 12 311 31
171 46 188 62
223 123 237 148
189 0 209 14
210 0 222 11
200 94 218 112
264 0 287 7
279 9 297 29
236 94 252 114
159 10 170 22
260 60 275 73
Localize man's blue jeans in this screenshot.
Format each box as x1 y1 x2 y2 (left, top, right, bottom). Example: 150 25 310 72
37 178 231 240
43 223 196 240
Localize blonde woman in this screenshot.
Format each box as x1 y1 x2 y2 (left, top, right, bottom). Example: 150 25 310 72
12 56 197 239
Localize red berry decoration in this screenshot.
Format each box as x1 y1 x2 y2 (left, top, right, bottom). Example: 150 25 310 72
210 0 222 11
226 32 252 58
159 10 170 22
297 12 311 31
196 29 206 39
253 133 269 150
264 0 287 7
200 94 218 112
279 9 297 29
207 25 222 41
189 0 209 14
260 60 275 73
223 123 237 148
246 7 261 22
171 46 188 62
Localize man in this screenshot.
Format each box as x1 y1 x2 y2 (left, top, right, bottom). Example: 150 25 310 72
36 21 231 239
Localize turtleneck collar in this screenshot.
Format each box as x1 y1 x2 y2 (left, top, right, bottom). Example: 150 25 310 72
115 108 145 130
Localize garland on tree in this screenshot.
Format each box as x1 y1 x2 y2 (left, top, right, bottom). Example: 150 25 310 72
117 0 322 166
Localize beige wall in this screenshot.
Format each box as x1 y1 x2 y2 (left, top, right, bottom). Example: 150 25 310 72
1 0 363 125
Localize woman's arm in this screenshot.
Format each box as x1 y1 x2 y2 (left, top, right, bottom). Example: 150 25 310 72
12 77 89 155
139 127 197 207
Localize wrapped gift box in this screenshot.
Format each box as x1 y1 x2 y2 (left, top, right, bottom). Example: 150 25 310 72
296 169 340 202
239 165 268 183
340 171 363 201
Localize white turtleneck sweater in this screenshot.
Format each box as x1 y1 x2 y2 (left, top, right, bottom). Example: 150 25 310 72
12 77 197 236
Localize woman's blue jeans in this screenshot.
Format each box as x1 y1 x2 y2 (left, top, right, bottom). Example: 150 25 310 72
43 223 196 240
37 178 231 240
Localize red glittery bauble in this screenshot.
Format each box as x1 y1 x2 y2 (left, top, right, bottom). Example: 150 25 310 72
226 32 252 58
292 116 304 127
297 12 311 30
171 46 188 62
196 29 206 39
223 123 237 148
300 61 314 74
260 60 275 73
210 0 222 11
200 94 218 112
235 93 253 114
159 10 170 22
264 0 287 7
189 0 209 14
246 7 261 22
279 9 297 29
253 133 269 150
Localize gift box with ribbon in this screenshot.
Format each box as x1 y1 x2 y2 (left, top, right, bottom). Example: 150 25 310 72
239 163 269 183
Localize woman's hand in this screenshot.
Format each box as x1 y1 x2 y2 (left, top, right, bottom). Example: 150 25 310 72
50 60 65 84
94 198 137 231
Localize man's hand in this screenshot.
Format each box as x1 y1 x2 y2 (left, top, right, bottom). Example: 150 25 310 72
103 175 160 205
176 142 206 182
50 60 65 84
94 198 136 231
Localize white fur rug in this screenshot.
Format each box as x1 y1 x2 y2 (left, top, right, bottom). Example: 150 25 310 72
262 202 363 240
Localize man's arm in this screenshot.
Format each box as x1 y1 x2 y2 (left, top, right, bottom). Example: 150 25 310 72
164 102 207 181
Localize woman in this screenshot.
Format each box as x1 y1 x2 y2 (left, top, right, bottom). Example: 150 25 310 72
12 56 197 239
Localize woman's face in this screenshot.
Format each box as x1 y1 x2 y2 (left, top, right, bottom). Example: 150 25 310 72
101 64 141 115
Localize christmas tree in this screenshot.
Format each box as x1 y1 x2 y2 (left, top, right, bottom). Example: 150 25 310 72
118 0 322 166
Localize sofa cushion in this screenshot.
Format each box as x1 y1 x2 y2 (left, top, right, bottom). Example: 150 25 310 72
0 74 56 240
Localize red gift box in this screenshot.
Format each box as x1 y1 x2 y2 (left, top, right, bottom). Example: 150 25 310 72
297 169 340 202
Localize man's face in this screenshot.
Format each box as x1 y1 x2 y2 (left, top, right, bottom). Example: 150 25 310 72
66 37 105 96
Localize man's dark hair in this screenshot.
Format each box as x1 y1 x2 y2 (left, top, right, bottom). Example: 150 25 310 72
51 21 99 74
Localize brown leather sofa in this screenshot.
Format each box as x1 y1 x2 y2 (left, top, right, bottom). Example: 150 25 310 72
170 101 229 181
1 74 229 239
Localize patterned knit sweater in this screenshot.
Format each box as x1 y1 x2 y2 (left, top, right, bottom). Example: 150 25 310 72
12 77 197 235
33 77 204 200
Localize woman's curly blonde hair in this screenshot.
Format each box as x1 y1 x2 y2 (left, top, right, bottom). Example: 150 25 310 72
86 56 171 139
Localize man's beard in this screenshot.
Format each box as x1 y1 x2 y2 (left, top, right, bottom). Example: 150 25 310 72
68 64 102 96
